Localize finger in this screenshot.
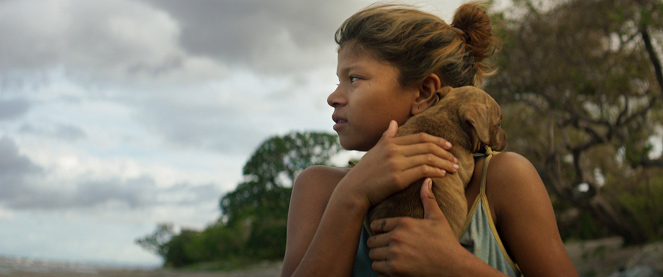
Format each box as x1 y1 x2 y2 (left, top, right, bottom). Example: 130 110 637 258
371 260 393 276
400 152 459 174
366 232 390 248
394 132 454 152
399 141 458 165
420 178 445 221
369 218 400 235
382 120 399 139
396 165 448 186
367 244 389 261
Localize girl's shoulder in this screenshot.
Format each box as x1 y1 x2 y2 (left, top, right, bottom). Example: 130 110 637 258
295 165 350 187
481 152 578 276
482 151 553 231
470 151 539 200
486 151 539 182
292 165 351 202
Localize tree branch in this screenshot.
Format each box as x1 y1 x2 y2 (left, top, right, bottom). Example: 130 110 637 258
639 157 663 167
620 94 658 126
641 27 663 94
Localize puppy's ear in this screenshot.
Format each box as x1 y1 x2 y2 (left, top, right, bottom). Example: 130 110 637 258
459 103 491 144
437 86 453 99
411 74 442 115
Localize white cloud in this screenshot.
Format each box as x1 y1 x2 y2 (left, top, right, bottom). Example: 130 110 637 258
0 0 228 84
0 207 14 220
0 0 491 266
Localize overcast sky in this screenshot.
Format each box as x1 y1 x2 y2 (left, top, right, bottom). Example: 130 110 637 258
0 0 513 266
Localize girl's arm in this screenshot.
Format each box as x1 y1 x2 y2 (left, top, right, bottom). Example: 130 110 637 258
281 121 459 277
367 178 510 276
489 152 578 277
366 152 577 277
281 165 366 277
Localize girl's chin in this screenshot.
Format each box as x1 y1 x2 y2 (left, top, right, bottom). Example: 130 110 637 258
338 138 358 151
339 140 371 152
338 133 379 152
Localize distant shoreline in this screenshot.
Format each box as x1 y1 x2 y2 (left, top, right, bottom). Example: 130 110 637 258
0 255 159 273
0 255 282 277
2 237 661 277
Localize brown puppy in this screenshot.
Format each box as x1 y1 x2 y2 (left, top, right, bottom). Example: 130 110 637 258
366 86 507 238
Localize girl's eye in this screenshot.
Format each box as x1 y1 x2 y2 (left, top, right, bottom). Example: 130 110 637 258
350 76 360 83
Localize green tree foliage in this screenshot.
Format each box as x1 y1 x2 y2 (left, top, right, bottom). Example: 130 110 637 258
486 0 663 243
135 223 175 259
135 223 204 267
220 132 340 260
136 132 341 267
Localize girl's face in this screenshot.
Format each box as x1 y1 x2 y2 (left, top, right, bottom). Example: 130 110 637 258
327 44 419 151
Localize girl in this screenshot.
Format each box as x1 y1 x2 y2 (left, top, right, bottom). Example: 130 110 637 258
282 2 577 276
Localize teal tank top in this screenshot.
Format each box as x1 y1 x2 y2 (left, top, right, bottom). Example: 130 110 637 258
353 151 521 277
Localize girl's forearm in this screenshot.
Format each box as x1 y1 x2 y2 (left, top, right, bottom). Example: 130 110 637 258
452 249 510 277
288 183 370 277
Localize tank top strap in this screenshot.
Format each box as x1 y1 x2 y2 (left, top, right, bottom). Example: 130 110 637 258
479 146 499 194
461 146 521 276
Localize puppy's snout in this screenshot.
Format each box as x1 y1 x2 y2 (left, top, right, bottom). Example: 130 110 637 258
494 129 507 151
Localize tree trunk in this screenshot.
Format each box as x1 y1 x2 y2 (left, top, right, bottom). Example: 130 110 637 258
544 148 647 244
584 196 646 244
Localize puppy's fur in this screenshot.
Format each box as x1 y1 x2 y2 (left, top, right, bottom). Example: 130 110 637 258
366 86 507 238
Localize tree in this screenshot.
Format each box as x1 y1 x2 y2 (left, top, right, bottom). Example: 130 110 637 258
220 132 341 260
136 132 342 266
486 0 663 243
135 223 199 267
135 223 176 259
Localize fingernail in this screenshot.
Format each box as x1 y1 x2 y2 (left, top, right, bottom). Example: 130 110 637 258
426 179 435 199
445 141 452 148
454 157 458 164
441 170 446 176
453 164 459 170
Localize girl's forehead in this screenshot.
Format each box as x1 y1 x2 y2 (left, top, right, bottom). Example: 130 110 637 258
337 44 391 70
337 47 368 71
338 40 379 60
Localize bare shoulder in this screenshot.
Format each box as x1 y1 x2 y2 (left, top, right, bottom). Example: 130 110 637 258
296 165 350 184
294 165 349 194
484 152 578 276
283 165 352 275
484 151 550 223
289 165 351 220
485 152 542 191
289 165 351 223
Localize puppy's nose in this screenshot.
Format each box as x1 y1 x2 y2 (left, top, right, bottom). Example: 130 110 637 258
497 131 508 151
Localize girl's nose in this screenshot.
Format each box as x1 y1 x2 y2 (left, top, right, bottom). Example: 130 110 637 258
327 85 347 107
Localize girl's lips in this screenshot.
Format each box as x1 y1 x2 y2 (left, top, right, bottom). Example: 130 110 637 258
333 121 347 131
332 114 347 124
332 115 348 130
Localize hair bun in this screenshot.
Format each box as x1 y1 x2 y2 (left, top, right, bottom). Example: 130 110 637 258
451 1 500 65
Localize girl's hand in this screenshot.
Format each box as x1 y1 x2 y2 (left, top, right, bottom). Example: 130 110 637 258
366 178 461 276
366 179 506 277
340 120 458 208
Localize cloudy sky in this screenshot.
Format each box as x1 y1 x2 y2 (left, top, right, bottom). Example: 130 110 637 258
0 0 512 267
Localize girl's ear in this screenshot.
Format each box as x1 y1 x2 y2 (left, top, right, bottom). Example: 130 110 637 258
411 73 442 115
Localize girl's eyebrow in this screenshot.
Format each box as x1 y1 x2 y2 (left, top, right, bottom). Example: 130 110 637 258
337 65 356 77
337 64 363 76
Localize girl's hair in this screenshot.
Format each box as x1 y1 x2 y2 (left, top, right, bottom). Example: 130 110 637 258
335 1 501 88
